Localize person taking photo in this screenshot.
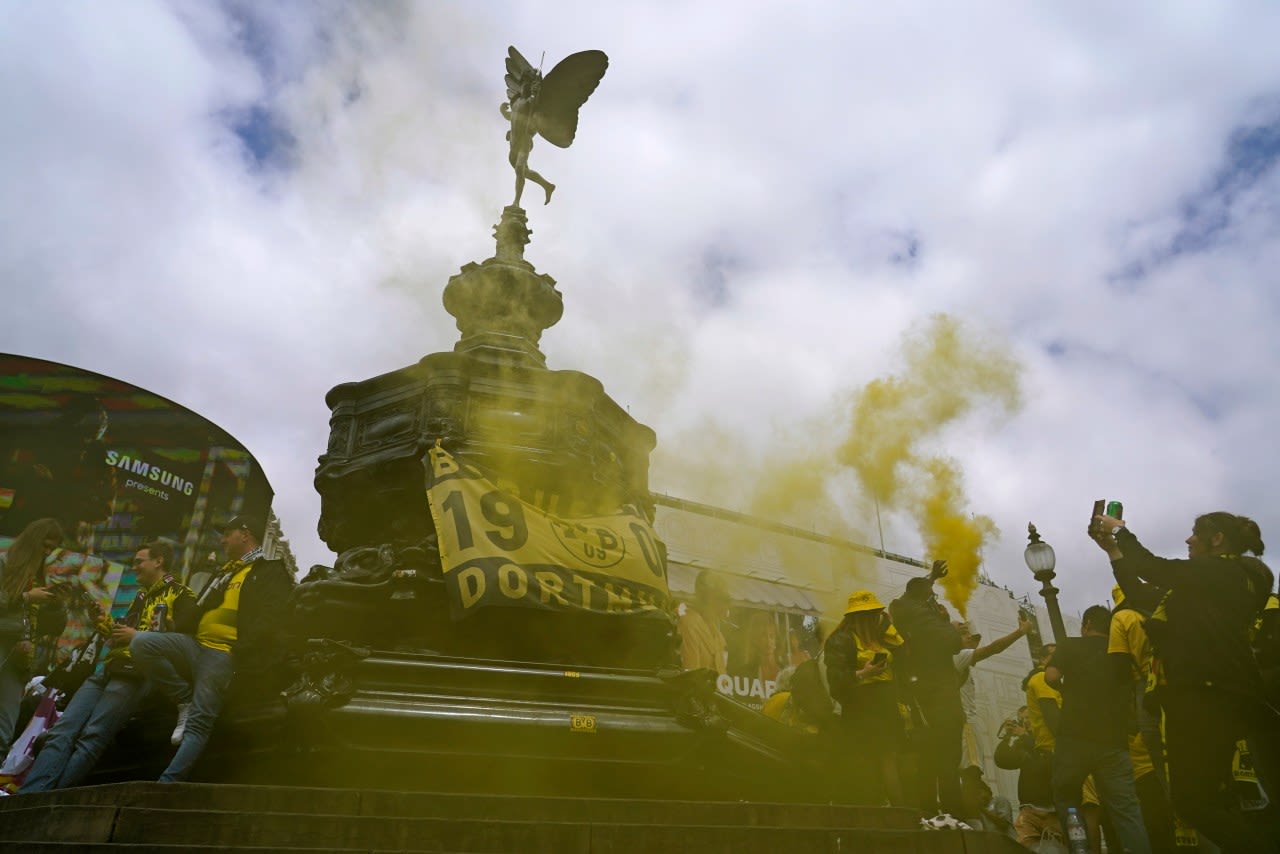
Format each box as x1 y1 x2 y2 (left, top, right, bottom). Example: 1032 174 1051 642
1092 510 1277 854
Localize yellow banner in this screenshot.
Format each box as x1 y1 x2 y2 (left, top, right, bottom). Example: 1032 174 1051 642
426 445 669 618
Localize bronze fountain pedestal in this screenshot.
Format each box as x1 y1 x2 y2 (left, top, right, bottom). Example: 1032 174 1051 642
265 195 804 796
297 203 672 671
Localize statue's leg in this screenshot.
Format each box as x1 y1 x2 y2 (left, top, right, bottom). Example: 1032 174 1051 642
512 149 530 207
526 169 555 205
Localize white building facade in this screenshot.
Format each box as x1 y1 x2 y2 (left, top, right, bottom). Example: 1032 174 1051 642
654 493 1079 804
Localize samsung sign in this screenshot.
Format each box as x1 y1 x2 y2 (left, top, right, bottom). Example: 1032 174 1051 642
104 450 197 498
0 354 273 613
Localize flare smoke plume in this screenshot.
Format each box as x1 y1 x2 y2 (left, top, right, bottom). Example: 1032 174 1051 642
837 314 1021 616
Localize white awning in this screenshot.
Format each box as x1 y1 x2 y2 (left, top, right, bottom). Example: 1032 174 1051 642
667 561 822 615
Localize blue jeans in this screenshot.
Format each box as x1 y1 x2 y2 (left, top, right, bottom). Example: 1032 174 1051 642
1052 734 1152 854
0 641 27 757
129 633 234 783
22 671 150 791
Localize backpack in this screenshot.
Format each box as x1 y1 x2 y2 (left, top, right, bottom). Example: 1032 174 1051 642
790 649 836 726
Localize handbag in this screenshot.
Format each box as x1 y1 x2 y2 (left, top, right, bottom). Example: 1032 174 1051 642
0 609 28 644
30 601 68 639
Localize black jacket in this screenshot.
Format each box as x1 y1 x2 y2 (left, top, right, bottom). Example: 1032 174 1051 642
993 732 1052 806
823 622 860 707
889 590 962 688
1113 527 1267 697
195 557 294 667
1256 599 1280 705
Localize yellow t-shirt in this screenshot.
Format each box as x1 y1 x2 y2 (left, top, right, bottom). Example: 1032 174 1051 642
850 624 904 687
1108 609 1151 681
197 564 252 653
1025 670 1062 752
678 607 727 674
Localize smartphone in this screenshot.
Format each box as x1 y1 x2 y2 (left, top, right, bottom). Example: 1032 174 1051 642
1091 499 1105 533
871 651 888 666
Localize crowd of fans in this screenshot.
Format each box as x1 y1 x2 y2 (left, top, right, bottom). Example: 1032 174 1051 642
990 511 1280 854
685 510 1280 854
1 513 292 791
3 504 1278 854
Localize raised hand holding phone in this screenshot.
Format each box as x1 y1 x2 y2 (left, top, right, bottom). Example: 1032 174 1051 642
1089 499 1105 535
1087 499 1127 559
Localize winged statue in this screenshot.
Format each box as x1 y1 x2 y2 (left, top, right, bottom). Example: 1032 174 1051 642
501 46 608 207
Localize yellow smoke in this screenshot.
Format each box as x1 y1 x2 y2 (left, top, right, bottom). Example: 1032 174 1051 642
920 458 998 616
652 416 874 599
837 314 1021 616
651 314 1020 616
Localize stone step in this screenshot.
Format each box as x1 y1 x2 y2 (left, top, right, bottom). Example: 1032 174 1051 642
2 782 920 830
0 841 1015 854
0 803 1022 854
2 845 379 854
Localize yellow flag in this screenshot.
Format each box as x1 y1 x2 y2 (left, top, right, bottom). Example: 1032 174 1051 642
426 445 669 618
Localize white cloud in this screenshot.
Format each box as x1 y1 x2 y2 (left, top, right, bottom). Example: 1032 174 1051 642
3 1 1280 612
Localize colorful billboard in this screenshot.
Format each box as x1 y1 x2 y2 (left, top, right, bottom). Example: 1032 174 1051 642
0 354 273 615
0 538 125 660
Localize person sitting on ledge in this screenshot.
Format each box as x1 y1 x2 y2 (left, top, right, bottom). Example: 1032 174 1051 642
22 539 196 792
130 515 293 782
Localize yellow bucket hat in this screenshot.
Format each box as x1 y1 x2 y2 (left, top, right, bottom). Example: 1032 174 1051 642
845 590 886 615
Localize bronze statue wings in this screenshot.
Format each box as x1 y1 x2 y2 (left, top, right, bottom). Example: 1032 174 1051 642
505 46 609 148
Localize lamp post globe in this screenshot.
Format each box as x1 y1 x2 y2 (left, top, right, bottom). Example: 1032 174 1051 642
1025 523 1067 644
1024 525 1056 574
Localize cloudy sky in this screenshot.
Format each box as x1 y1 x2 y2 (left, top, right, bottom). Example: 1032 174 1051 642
4 1 1279 613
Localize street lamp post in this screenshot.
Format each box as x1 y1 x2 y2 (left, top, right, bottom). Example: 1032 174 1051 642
1024 523 1067 644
